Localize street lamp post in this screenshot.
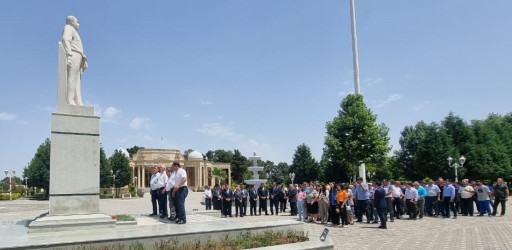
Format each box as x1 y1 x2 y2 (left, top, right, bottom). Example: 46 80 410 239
4 169 16 200
289 172 295 185
111 170 117 198
447 155 466 183
25 176 29 197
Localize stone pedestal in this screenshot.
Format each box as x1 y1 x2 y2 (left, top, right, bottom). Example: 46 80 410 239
28 41 114 233
49 110 100 215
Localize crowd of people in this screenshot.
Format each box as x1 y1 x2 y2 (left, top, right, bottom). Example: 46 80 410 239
149 162 189 224
202 177 509 229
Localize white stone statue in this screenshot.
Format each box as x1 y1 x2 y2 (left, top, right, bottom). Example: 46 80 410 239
61 16 88 106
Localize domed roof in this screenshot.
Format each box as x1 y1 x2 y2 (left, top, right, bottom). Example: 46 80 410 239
117 147 130 158
188 150 203 159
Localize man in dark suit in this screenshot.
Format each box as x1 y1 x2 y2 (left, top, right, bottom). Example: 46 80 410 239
373 180 387 229
249 184 258 216
258 183 269 215
221 184 233 217
288 184 297 216
241 185 248 216
270 182 279 215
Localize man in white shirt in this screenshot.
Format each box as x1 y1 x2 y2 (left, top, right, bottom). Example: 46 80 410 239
166 168 177 220
404 182 419 220
459 179 475 216
391 181 404 219
156 165 169 218
204 186 213 210
171 162 188 224
149 167 160 216
425 180 441 217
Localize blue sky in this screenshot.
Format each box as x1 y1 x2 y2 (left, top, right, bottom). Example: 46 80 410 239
1 1 511 178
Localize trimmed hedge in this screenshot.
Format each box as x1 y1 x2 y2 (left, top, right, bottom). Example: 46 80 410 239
0 193 21 200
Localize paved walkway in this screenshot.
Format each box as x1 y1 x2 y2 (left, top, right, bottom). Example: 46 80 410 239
1 193 512 249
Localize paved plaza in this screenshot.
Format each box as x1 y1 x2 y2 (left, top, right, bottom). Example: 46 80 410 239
1 192 512 249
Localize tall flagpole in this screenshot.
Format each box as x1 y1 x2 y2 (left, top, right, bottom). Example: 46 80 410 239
350 0 366 183
350 0 361 95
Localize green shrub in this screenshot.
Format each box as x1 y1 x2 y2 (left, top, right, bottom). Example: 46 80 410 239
0 193 21 200
136 188 144 198
129 184 136 197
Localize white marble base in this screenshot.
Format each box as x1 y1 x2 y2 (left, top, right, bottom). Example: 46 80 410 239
28 214 115 233
49 112 100 215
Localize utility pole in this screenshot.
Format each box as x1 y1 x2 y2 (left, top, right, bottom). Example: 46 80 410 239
350 0 361 95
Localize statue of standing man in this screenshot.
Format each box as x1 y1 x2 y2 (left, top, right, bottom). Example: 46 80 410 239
62 16 88 106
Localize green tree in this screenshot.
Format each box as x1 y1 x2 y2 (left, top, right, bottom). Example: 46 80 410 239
99 146 111 188
109 149 131 197
324 94 391 181
231 149 249 183
289 144 319 184
206 149 234 163
24 138 51 198
211 167 227 185
126 145 144 158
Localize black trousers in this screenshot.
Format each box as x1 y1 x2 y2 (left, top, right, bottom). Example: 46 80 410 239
280 198 287 212
212 197 219 210
205 198 212 210
425 196 438 216
461 197 474 216
241 199 247 215
356 200 370 222
223 200 232 216
235 200 242 216
393 198 403 218
290 201 297 215
493 197 507 216
158 188 167 217
259 198 268 214
378 208 387 228
443 197 456 217
330 205 339 225
270 198 279 215
340 205 348 225
385 197 394 220
250 198 257 215
150 189 158 215
406 200 417 219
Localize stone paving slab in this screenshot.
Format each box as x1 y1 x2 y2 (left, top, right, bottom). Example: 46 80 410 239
1 193 511 250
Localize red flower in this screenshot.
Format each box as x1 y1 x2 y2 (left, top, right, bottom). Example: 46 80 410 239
111 215 116 219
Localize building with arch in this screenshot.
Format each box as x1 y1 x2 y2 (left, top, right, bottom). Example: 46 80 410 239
130 148 231 191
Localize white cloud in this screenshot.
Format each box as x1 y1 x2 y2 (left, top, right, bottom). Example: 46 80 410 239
363 77 383 86
129 117 150 130
196 123 235 137
376 94 402 108
0 112 16 120
103 107 120 120
201 101 214 105
413 101 431 111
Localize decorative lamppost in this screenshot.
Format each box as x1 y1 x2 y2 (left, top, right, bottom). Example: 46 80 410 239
4 169 16 200
110 170 117 198
289 172 296 185
447 155 466 183
25 176 29 196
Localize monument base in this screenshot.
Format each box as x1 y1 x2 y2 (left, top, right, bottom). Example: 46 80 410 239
28 214 115 233
49 111 101 215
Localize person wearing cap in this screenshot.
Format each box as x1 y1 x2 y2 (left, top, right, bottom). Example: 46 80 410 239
171 161 188 224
